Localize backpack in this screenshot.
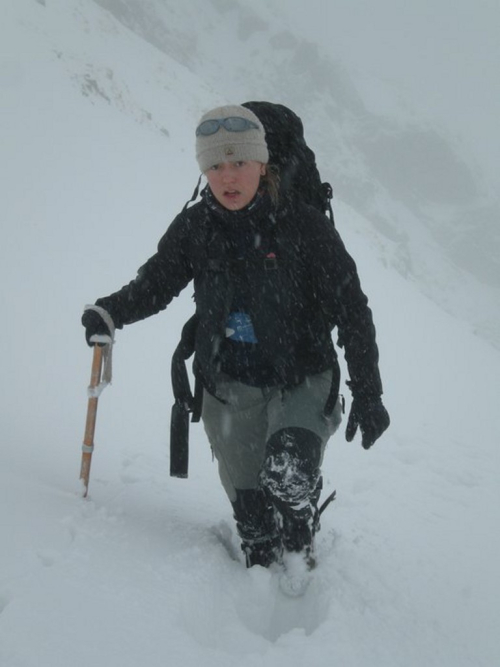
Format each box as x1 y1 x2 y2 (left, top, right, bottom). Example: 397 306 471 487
170 102 334 477
242 101 334 221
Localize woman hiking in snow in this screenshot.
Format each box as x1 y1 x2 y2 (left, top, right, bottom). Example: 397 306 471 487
82 103 390 594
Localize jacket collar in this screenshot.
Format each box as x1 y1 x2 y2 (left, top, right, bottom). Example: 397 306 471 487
202 187 275 226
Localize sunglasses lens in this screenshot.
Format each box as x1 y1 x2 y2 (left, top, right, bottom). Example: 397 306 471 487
196 119 221 136
223 117 252 131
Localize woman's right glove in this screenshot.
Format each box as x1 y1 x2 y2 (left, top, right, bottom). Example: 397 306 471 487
345 395 390 449
81 309 112 346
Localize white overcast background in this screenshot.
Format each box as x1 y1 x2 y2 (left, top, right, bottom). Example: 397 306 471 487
1 1 499 666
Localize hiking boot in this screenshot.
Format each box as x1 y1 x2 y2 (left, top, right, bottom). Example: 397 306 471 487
231 488 280 568
241 534 282 568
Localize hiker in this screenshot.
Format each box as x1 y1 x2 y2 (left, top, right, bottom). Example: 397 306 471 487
82 103 390 579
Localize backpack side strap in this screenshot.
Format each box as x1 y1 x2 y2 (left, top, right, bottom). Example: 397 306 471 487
170 314 200 478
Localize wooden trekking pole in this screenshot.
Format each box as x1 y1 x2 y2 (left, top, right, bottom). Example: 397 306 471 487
80 345 104 498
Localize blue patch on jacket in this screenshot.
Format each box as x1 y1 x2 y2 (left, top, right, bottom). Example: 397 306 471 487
225 312 258 343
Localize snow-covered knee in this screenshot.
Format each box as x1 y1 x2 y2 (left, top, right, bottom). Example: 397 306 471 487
260 428 322 507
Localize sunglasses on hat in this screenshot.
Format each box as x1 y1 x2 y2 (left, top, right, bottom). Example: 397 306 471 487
196 116 259 137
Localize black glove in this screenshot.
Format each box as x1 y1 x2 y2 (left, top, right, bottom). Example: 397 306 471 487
345 395 390 449
82 309 112 347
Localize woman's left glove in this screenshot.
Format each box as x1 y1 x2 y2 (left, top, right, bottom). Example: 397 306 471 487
345 396 390 449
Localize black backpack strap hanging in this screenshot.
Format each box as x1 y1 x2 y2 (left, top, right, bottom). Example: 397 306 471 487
170 314 199 478
322 182 335 224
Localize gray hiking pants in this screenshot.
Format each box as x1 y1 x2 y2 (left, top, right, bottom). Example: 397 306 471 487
201 370 343 502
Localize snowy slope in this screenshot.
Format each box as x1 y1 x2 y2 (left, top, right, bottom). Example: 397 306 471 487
1 2 499 666
92 0 500 347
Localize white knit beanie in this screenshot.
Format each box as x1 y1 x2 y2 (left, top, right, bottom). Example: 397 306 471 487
195 104 269 172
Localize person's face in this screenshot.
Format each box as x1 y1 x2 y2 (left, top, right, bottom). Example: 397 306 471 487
205 160 266 210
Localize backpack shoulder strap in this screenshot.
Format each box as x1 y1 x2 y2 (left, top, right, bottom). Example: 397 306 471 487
182 175 203 211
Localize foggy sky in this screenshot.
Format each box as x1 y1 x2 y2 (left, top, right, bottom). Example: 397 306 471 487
273 0 500 191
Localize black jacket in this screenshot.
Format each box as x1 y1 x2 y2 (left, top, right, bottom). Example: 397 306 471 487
95 191 383 400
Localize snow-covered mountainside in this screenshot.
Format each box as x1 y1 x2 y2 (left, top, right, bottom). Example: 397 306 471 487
94 0 500 347
1 2 499 666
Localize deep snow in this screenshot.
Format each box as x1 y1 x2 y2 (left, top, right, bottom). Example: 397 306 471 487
1 2 499 666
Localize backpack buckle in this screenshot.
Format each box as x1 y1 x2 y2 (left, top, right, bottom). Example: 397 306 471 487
264 258 278 270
